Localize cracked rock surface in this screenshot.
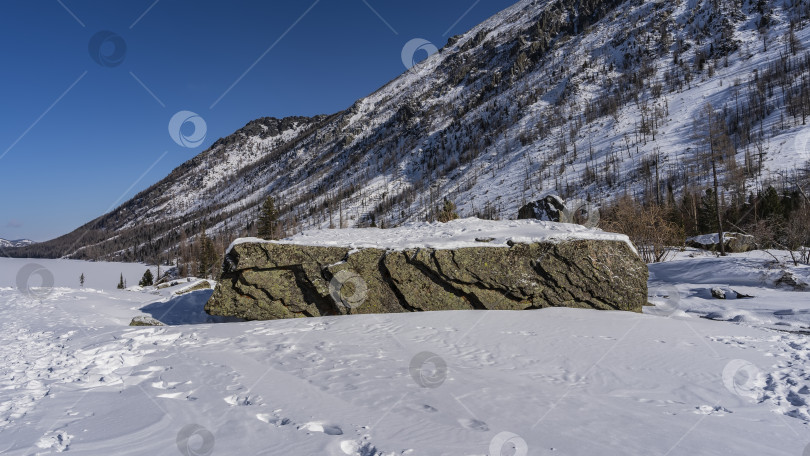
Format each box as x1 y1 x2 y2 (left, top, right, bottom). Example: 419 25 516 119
205 240 648 320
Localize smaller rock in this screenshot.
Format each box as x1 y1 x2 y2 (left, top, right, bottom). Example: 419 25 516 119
731 289 754 299
129 316 165 326
475 237 495 243
175 280 212 295
727 234 756 253
517 195 566 221
711 287 727 299
775 271 807 290
686 233 756 253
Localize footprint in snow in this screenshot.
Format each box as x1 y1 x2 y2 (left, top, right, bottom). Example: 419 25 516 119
257 413 291 427
299 421 343 435
787 391 807 407
458 418 489 431
36 430 72 452
340 438 381 456
224 394 259 406
501 330 537 336
695 405 731 416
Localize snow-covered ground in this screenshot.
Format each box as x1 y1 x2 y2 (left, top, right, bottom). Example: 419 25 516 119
1 254 808 455
648 249 810 330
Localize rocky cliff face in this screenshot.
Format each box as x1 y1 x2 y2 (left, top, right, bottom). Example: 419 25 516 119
205 238 648 321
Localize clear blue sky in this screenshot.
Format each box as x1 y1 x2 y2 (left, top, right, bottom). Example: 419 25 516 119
0 0 516 241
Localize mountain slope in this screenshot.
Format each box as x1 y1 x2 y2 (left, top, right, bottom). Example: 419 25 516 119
9 0 810 261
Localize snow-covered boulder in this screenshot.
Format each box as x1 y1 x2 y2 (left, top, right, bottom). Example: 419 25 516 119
686 232 756 253
129 315 165 326
205 219 648 321
711 287 727 299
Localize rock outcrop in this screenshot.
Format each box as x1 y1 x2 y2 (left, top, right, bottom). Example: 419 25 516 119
686 232 756 253
205 235 648 321
517 195 567 221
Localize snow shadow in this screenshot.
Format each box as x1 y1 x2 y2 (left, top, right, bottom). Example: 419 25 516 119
139 289 244 325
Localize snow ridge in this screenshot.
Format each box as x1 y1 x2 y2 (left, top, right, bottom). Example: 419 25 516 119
228 218 635 253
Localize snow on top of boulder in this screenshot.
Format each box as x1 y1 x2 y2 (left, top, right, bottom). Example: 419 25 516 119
686 232 744 245
228 218 636 254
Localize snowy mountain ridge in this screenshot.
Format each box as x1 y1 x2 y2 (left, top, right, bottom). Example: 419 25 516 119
10 0 810 261
0 238 35 249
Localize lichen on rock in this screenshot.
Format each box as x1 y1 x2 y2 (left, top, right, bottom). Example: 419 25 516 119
205 236 648 321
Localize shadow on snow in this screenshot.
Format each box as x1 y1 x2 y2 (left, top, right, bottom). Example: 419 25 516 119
139 289 244 325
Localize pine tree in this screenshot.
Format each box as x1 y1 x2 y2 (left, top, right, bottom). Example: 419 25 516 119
758 186 784 220
697 188 719 234
437 199 460 223
117 273 125 289
197 230 218 279
257 196 280 240
79 273 85 288
139 269 154 287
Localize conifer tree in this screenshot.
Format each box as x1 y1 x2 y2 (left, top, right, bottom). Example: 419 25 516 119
197 230 218 279
139 269 154 287
257 196 280 240
117 273 125 289
79 273 85 288
437 199 460 223
697 189 719 234
758 186 784 220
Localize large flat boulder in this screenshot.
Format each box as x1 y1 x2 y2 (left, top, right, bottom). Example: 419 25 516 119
205 219 648 320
